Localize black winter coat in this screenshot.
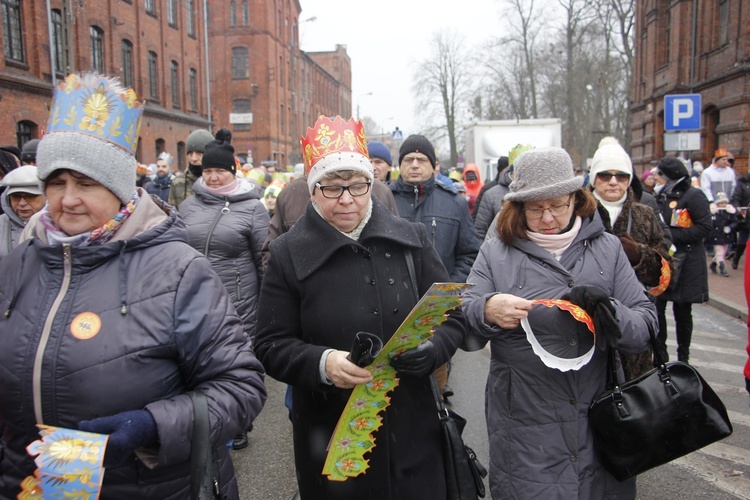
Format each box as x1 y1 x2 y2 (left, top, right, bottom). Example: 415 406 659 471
0 193 267 499
389 175 480 282
730 176 750 231
255 198 467 500
655 179 711 303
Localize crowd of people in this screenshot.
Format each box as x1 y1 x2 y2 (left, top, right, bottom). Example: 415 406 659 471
0 72 748 500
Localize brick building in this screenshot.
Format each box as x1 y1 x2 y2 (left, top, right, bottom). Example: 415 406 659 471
208 0 351 168
0 0 351 171
631 0 750 175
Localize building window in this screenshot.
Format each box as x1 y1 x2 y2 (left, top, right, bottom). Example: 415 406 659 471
661 9 670 65
718 0 728 45
233 99 251 131
232 47 249 79
177 141 186 172
1 0 24 62
155 138 165 159
120 40 134 88
90 26 104 73
51 9 66 74
186 0 195 36
16 121 35 150
241 0 249 25
189 68 198 110
280 104 285 137
171 61 180 108
279 56 284 88
148 51 159 100
230 0 236 25
167 0 177 26
145 0 156 16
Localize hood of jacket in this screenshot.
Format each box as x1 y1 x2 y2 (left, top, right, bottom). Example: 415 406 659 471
0 189 26 228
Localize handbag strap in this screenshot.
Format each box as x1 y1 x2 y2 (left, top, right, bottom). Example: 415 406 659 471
189 391 219 500
404 248 419 302
606 322 664 389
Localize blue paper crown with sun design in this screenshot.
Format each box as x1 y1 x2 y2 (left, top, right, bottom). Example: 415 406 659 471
46 73 144 155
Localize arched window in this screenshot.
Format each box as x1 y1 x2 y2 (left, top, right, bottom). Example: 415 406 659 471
2 0 24 62
170 60 180 108
148 51 159 99
121 40 134 87
155 138 165 159
90 26 104 73
241 0 249 25
16 121 36 150
229 0 236 25
232 47 249 79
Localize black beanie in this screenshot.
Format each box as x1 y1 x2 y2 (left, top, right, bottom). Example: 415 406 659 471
497 156 509 172
0 150 20 175
202 141 237 174
399 135 436 168
657 157 688 181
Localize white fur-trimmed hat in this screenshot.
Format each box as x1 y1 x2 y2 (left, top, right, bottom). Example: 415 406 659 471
589 136 633 186
307 152 373 194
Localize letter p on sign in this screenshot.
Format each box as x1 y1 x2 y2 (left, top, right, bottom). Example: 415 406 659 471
664 94 701 131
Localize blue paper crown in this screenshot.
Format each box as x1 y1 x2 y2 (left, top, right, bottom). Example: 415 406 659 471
46 74 143 155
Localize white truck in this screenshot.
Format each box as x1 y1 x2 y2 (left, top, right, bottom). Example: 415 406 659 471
464 118 562 181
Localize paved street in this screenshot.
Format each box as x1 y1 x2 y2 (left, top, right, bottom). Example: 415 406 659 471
233 301 750 499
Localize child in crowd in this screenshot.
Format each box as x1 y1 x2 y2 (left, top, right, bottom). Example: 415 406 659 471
709 192 738 277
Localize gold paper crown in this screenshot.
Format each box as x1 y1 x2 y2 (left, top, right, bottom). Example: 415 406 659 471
301 116 368 174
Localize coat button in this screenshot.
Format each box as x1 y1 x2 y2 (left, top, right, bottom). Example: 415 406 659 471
351 246 359 254
393 308 398 314
388 278 395 285
385 253 391 259
568 281 574 288
569 338 577 346
370 279 376 286
570 456 577 462
373 308 380 315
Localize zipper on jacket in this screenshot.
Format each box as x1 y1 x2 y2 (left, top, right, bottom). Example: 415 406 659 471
235 269 242 300
431 217 437 244
203 200 230 256
33 243 73 424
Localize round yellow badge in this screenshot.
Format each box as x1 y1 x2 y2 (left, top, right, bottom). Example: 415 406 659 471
70 312 102 340
669 201 677 209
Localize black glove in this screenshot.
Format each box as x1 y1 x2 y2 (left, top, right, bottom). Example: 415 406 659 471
78 409 159 468
346 331 383 368
562 285 622 351
390 341 437 376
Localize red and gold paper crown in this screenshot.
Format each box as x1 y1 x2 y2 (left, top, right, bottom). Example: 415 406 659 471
714 148 728 159
301 116 368 174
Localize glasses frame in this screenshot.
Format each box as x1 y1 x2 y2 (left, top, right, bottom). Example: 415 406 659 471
596 172 631 183
523 195 574 220
401 155 431 166
8 192 42 200
315 180 372 199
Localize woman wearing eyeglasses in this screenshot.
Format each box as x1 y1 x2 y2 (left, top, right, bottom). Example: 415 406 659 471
461 147 656 499
254 117 467 499
588 137 671 379
0 165 46 259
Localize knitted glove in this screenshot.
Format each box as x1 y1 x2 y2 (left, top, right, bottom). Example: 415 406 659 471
618 234 642 266
562 285 622 351
78 409 158 468
391 341 437 376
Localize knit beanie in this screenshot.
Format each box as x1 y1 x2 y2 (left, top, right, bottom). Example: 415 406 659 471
656 157 689 181
641 170 653 181
0 150 20 176
589 136 633 186
186 129 214 154
497 156 509 173
367 141 392 166
202 141 237 174
21 139 40 163
0 146 22 161
37 73 143 204
1 165 43 196
399 135 436 168
307 153 373 194
505 147 583 202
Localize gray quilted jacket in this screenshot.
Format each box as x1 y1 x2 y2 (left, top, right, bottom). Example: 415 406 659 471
180 178 269 340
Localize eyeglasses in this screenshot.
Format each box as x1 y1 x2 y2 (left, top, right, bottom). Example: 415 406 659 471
523 196 573 219
596 172 631 183
9 192 42 201
401 156 431 166
315 181 372 199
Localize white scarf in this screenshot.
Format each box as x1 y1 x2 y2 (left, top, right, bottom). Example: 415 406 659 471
313 199 373 241
525 216 582 260
593 191 627 225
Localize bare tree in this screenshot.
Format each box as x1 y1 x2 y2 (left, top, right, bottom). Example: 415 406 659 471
413 30 475 167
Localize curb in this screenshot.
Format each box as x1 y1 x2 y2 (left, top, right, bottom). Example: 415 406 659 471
707 296 747 324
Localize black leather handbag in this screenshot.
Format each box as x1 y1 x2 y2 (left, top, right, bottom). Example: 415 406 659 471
588 327 733 481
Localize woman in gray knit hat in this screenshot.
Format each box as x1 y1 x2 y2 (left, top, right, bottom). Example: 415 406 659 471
461 147 657 499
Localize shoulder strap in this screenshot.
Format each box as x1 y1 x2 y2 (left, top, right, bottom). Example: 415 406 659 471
189 391 219 500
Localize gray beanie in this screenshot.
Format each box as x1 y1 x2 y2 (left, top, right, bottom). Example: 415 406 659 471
186 129 214 154
37 132 136 204
504 147 583 202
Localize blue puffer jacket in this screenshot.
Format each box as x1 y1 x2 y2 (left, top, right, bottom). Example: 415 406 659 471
0 191 267 499
180 178 269 341
389 175 480 282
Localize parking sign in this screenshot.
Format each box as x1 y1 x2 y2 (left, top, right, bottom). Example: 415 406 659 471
664 94 701 131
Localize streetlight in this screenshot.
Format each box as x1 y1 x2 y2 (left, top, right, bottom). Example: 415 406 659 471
356 92 373 120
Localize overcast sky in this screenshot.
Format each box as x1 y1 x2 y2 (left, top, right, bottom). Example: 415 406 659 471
299 0 501 138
